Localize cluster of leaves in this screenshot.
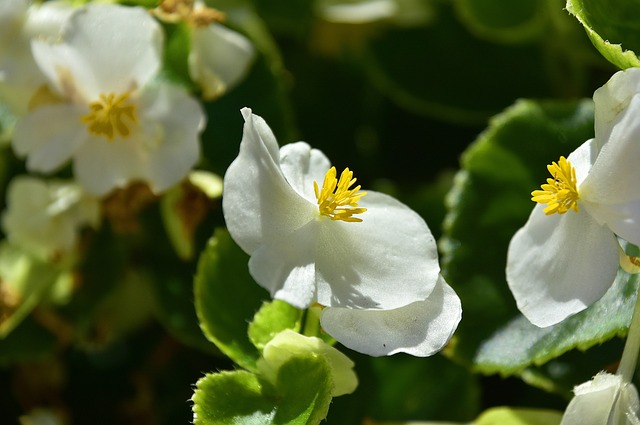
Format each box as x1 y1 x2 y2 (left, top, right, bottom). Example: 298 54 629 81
2 0 640 424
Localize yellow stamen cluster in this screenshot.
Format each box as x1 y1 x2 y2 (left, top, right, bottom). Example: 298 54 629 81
314 167 367 222
153 0 225 28
531 156 580 215
81 92 137 141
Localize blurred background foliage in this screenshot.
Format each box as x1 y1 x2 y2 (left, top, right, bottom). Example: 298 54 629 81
0 0 630 423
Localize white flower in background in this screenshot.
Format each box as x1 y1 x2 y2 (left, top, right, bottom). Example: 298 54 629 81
256 330 358 397
152 0 255 100
1 176 100 261
223 107 461 356
12 4 206 196
315 0 433 26
507 68 640 327
560 373 640 425
0 0 73 115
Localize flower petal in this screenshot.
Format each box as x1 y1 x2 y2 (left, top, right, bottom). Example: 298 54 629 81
222 108 317 254
248 220 318 309
13 104 86 173
189 23 255 100
32 4 162 99
507 203 620 327
320 275 461 357
279 141 332 203
315 191 440 310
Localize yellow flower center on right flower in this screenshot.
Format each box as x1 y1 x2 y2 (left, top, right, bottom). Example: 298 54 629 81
531 156 580 215
314 167 367 222
81 92 137 141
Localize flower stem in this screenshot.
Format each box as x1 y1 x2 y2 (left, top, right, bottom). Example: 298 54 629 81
617 282 640 383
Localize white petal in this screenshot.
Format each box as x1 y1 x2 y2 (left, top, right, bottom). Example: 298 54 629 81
316 0 397 23
593 68 640 152
32 4 162 99
582 94 640 207
279 141 332 202
507 204 620 327
222 108 317 254
248 220 318 309
320 275 461 357
315 191 439 309
138 84 204 193
24 1 74 39
13 104 86 173
189 23 255 99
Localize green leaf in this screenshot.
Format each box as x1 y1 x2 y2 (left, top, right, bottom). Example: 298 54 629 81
0 316 56 366
194 229 267 370
440 98 595 364
192 355 333 425
474 270 639 375
454 0 548 44
248 300 303 351
567 0 640 69
474 407 562 425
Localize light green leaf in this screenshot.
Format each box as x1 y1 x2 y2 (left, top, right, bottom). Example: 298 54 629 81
440 99 595 364
566 0 640 69
194 229 267 370
474 407 562 425
474 270 639 375
192 355 333 425
248 300 303 351
454 0 548 44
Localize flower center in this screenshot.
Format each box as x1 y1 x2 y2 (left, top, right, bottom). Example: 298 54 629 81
314 167 367 222
531 156 580 215
81 92 137 141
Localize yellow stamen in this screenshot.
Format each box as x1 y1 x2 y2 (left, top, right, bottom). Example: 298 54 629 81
531 156 580 215
81 92 137 141
152 0 225 27
314 167 367 222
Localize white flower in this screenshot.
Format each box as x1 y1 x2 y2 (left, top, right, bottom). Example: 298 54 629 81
315 0 432 26
1 176 100 261
152 0 255 100
12 4 206 196
256 329 358 397
0 0 73 115
223 107 461 356
507 68 640 327
561 372 640 425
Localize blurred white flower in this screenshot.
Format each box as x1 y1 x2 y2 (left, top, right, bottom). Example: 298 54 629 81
256 329 358 397
315 0 433 26
561 372 640 425
2 176 99 261
153 0 255 100
0 0 73 115
223 107 461 356
12 4 206 196
507 68 640 327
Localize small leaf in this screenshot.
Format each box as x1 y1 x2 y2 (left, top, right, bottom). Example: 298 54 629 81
194 229 267 370
249 300 303 351
474 406 563 425
566 0 640 69
474 270 639 375
192 355 333 425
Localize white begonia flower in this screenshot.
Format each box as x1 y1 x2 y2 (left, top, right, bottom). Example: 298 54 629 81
152 0 255 100
11 4 206 196
315 0 432 26
561 372 640 425
507 68 640 328
223 108 461 357
0 0 73 115
1 176 100 261
256 329 358 397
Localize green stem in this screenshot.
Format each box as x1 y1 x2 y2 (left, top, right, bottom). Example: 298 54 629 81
617 284 640 383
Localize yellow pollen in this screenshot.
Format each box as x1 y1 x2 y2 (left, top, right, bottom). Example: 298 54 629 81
531 156 580 215
81 92 137 141
314 167 367 222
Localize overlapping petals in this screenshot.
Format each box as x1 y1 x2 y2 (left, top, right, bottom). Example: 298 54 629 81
223 108 461 356
507 68 640 327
